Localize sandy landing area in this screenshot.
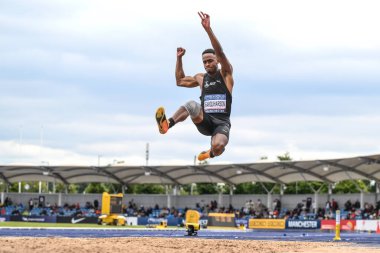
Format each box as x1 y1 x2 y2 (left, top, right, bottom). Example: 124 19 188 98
0 237 379 253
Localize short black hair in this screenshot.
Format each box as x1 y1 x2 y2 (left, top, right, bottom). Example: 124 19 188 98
202 48 215 55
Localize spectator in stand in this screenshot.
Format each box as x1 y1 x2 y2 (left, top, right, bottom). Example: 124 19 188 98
228 204 234 213
354 199 360 209
211 200 217 211
4 197 12 207
28 198 34 211
363 202 374 219
159 207 169 217
85 201 92 209
306 197 312 212
325 200 331 213
273 199 281 212
38 196 44 208
94 199 99 210
316 207 325 219
331 198 338 212
344 200 352 211
273 209 279 218
74 207 83 217
349 208 356 219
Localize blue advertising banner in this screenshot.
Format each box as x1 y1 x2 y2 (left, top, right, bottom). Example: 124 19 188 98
137 217 149 225
138 217 183 226
286 219 320 229
235 218 248 228
10 215 57 223
0 216 9 222
167 217 183 226
56 216 98 224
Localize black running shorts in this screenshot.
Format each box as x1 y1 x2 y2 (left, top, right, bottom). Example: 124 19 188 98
195 114 231 139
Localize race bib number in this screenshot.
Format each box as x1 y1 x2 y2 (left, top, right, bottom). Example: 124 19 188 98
204 94 227 113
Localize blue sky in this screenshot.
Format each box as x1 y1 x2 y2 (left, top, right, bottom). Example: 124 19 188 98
1 0 380 166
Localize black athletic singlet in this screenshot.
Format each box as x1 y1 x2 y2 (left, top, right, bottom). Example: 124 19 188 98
200 70 232 120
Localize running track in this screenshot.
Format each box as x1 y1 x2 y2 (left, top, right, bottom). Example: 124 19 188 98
1 227 380 246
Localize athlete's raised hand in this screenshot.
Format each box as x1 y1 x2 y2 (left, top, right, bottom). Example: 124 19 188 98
198 11 210 30
177 47 186 57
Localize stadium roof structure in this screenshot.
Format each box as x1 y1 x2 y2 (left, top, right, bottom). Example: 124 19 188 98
1 154 380 186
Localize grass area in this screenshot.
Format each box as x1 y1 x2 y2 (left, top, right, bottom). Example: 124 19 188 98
0 221 145 228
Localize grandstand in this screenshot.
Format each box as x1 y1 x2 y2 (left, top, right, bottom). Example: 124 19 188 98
1 153 380 229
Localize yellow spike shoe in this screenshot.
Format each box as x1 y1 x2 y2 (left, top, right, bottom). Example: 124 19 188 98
197 149 212 161
155 107 169 134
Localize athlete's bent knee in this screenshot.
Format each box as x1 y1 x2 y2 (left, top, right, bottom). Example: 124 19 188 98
183 100 201 118
212 142 226 156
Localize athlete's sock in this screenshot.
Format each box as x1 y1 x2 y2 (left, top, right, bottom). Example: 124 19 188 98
168 118 175 128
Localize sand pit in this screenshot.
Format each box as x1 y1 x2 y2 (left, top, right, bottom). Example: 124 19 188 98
0 237 379 253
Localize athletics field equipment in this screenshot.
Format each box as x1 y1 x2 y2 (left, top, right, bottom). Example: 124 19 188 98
98 192 126 226
185 209 200 236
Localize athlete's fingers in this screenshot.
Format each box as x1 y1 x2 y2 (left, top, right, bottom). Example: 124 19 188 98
198 11 204 19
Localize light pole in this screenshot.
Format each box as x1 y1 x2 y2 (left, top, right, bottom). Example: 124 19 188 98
41 161 50 193
98 155 102 166
40 125 44 162
146 143 149 166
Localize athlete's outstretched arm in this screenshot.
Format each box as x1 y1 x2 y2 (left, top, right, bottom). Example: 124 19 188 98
175 47 202 88
198 12 233 77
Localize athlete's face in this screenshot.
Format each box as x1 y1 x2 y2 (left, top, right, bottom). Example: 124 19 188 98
202 53 218 74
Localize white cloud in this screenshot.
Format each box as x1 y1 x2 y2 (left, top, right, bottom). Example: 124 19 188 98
1 0 380 168
2 113 380 166
244 0 380 50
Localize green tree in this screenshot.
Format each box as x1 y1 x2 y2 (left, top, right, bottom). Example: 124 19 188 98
84 183 107 193
277 152 292 161
234 182 278 194
8 182 47 193
179 184 192 195
127 184 165 194
196 183 218 194
283 181 327 194
333 180 369 193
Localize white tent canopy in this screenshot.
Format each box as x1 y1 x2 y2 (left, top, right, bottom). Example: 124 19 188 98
1 154 380 186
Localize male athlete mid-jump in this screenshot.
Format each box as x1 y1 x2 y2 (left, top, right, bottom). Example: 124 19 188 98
155 11 234 161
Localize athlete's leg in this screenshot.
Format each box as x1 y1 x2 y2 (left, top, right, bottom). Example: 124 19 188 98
156 101 203 134
198 123 230 161
169 100 203 126
198 133 228 160
210 133 229 156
